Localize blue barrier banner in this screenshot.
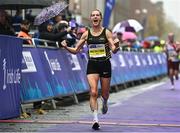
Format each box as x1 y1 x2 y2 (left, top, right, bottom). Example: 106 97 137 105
111 51 167 86
38 48 76 96
124 52 138 81
158 53 167 74
21 48 89 103
21 46 167 103
21 48 52 102
64 51 89 93
0 35 23 119
103 0 116 28
38 48 89 95
111 51 127 85
139 52 150 78
131 52 144 80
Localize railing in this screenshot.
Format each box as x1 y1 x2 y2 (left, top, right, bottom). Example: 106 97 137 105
20 37 157 53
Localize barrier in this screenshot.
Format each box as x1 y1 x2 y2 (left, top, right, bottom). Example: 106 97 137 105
111 51 167 85
20 43 167 103
0 35 23 119
21 46 89 103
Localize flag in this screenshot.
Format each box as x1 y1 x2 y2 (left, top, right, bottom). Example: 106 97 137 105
103 0 116 28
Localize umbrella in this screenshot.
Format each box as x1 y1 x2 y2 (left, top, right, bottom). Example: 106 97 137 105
122 32 137 41
113 19 143 33
34 1 68 25
144 36 159 41
0 0 52 9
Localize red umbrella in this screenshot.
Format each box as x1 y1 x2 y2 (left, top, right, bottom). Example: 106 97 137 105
122 32 137 41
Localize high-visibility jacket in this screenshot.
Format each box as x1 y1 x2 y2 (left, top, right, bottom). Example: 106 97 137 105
18 31 32 44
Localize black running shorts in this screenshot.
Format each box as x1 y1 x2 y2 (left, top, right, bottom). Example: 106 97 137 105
86 59 111 78
168 60 179 70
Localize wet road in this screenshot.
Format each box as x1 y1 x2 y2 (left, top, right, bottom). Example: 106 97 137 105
0 77 173 132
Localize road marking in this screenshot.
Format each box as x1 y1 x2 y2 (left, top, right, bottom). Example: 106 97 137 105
0 119 180 128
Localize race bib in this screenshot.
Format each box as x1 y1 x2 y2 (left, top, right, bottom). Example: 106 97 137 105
88 44 106 58
167 44 179 61
168 50 178 62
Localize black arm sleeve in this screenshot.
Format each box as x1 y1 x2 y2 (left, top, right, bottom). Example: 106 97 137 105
40 31 68 41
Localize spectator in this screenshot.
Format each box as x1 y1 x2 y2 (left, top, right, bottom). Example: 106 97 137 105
0 9 15 36
123 39 136 50
53 14 63 33
38 20 71 47
17 19 32 45
57 22 68 46
77 27 87 40
12 10 23 32
113 32 123 44
142 41 151 49
25 10 34 24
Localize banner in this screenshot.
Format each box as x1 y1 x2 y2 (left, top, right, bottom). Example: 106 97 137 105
62 51 89 93
103 0 116 28
111 51 127 85
37 48 89 96
21 46 167 103
0 35 23 119
21 48 52 103
21 48 89 103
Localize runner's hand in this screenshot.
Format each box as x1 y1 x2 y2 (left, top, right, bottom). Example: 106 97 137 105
61 40 68 48
114 38 120 47
66 27 71 33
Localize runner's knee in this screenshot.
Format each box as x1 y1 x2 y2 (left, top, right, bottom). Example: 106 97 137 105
90 90 98 98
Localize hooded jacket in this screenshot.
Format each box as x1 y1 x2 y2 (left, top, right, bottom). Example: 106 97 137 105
38 21 68 47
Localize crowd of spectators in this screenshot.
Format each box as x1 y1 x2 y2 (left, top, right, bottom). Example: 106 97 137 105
1 9 170 53
0 9 87 48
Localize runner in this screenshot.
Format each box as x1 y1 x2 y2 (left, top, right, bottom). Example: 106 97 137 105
61 9 119 130
165 33 179 90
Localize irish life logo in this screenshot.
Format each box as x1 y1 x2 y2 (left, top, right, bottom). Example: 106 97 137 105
2 58 21 90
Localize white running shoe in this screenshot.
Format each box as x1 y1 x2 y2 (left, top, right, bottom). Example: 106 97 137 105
171 85 175 90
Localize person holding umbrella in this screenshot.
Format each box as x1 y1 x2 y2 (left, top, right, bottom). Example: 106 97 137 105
34 1 71 47
61 9 119 130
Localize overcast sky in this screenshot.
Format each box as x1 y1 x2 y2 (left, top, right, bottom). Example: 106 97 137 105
151 0 180 27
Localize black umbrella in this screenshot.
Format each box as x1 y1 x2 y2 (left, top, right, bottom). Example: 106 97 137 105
0 0 53 9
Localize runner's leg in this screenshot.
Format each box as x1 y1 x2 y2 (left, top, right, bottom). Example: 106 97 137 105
174 62 179 80
87 74 100 130
169 68 175 89
100 77 111 114
87 74 99 112
100 77 110 100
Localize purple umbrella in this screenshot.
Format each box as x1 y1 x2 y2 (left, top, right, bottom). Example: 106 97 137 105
34 1 68 25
